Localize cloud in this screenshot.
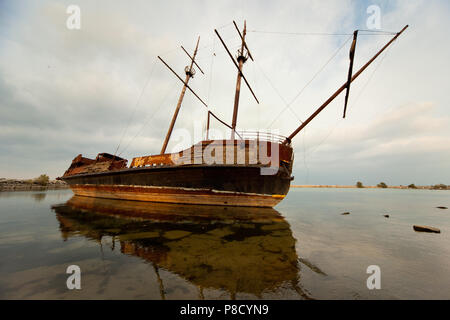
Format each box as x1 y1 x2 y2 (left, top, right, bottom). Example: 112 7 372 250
0 0 448 185
294 102 450 185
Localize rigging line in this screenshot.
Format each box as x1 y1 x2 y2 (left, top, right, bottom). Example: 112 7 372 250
253 59 260 129
175 29 371 63
302 127 309 184
211 109 234 128
208 111 243 140
307 117 344 157
194 43 243 63
350 38 395 112
357 29 398 34
306 40 395 157
209 111 233 130
118 78 234 155
358 33 397 36
249 30 396 36
157 32 237 60
253 59 305 127
195 31 243 56
207 34 216 104
288 35 352 106
196 34 241 54
118 81 178 156
158 56 209 108
205 34 216 139
114 58 158 157
216 22 233 30
161 31 237 59
267 35 352 128
159 45 184 57
249 30 354 35
255 60 289 106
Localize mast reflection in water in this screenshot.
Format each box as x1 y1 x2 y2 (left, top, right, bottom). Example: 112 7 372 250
51 196 312 299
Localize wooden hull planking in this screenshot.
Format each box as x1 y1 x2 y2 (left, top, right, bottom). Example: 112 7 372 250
70 184 285 207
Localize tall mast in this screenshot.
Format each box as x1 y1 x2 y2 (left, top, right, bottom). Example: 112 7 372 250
215 20 259 140
230 21 247 140
160 36 201 154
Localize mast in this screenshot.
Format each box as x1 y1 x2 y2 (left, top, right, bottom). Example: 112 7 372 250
230 21 247 140
284 25 409 144
343 30 358 118
215 20 259 140
160 36 201 154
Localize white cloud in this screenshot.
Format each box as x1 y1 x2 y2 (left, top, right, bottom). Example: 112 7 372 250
0 0 448 184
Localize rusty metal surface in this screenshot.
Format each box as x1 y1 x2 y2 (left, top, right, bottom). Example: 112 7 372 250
130 139 293 169
69 184 285 207
63 153 127 177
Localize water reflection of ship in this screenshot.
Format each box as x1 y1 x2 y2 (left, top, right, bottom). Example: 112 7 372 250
51 196 316 299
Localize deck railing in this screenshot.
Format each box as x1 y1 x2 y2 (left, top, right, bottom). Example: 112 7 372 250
131 131 290 168
235 130 288 144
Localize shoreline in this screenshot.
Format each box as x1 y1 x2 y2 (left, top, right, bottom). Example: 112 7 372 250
1 178 448 192
0 178 69 192
291 185 449 190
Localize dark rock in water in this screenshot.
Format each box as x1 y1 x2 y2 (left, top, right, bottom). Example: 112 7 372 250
341 212 350 215
436 206 448 209
383 214 389 218
413 225 440 233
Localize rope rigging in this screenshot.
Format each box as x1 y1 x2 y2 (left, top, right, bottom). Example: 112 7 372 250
117 29 238 156
118 80 178 157
296 39 395 183
114 58 158 157
266 34 353 128
113 24 405 157
252 27 401 132
303 37 396 158
249 29 397 36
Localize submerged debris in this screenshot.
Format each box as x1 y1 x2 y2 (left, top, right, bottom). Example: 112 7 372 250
413 225 441 233
298 257 327 276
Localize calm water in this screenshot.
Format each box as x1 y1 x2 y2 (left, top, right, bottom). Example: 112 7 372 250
0 188 449 299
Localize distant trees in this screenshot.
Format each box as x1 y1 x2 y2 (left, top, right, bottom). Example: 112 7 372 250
34 174 50 186
348 182 448 189
431 184 448 190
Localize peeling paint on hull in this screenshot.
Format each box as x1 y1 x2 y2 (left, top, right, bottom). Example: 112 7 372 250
61 164 293 207
70 184 285 207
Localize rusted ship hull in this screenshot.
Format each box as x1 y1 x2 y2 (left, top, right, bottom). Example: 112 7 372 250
59 138 295 207
58 22 408 209
62 164 292 207
59 139 294 207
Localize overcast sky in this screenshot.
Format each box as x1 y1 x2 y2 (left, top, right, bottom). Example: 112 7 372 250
1 0 449 185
